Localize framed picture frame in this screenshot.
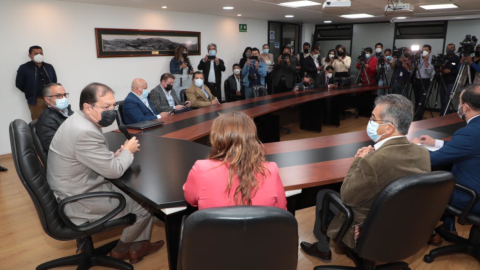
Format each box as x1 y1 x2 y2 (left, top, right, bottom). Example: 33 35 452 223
95 28 201 58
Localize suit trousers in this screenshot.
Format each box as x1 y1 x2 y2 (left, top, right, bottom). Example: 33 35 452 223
28 98 47 121
205 82 221 101
313 189 340 252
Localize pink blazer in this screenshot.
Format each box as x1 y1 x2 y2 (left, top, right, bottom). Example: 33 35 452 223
183 160 287 210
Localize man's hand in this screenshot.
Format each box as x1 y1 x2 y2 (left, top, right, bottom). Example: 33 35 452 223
180 63 188 69
255 61 259 69
214 57 220 65
246 60 251 66
294 86 299 91
175 105 186 110
399 58 405 64
123 137 140 154
328 84 337 89
211 99 220 105
114 145 124 157
355 146 374 158
462 56 473 65
316 66 322 71
285 57 290 65
236 90 242 96
364 64 369 68
184 101 191 107
443 68 451 74
160 112 170 118
203 55 209 62
420 135 436 146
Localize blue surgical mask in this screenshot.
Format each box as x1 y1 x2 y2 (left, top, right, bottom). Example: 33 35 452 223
54 98 69 110
367 120 387 142
209 50 216 56
458 104 466 120
365 53 371 59
386 56 393 61
263 49 269 54
141 89 150 99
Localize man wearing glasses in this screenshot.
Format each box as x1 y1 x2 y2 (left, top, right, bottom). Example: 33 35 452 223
36 83 73 150
301 94 431 262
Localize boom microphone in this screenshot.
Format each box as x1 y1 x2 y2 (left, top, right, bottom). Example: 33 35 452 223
119 124 132 140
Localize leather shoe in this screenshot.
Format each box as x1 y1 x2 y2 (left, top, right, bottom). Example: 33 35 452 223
300 241 332 263
129 240 165 264
0 166 7 172
427 233 443 246
110 249 130 261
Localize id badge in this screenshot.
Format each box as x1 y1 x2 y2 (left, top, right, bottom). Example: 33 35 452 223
400 72 403 77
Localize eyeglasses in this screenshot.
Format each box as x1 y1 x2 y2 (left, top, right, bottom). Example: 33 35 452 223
369 118 392 124
47 93 69 99
92 104 119 112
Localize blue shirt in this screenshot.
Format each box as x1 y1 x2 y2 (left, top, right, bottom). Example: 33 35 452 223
416 55 434 79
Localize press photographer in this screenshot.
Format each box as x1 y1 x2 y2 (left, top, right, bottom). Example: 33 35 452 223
374 43 384 61
355 47 377 85
461 44 480 85
391 47 413 95
439 43 460 114
242 48 267 99
273 46 298 93
303 45 323 78
413 45 434 121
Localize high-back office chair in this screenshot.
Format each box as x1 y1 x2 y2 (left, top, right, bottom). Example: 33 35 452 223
177 206 298 270
29 120 48 170
316 171 455 270
253 86 268 97
116 100 125 125
424 183 480 263
9 119 136 270
179 89 187 103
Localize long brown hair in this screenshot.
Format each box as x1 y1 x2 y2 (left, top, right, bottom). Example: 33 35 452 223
174 45 187 60
209 112 268 205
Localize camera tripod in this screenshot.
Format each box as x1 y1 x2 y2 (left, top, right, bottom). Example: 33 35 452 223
355 61 371 85
377 62 388 87
443 58 472 116
400 60 428 105
424 69 449 118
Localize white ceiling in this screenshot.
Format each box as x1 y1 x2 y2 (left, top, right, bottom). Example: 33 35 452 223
57 0 480 24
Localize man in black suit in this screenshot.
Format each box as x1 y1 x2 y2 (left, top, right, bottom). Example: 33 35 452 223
197 43 226 101
224 64 245 102
315 65 336 88
303 45 323 79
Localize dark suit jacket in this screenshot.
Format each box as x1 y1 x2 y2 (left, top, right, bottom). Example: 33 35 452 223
224 74 245 102
197 58 226 90
303 55 323 79
148 85 182 113
122 92 158 125
430 116 480 213
327 137 431 248
272 56 298 89
36 105 74 151
16 61 57 105
315 72 335 88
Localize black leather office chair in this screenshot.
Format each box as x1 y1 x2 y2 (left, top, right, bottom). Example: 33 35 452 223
424 183 480 263
116 100 125 125
253 85 269 97
316 171 455 270
9 119 136 270
179 89 187 103
29 120 48 170
177 206 298 270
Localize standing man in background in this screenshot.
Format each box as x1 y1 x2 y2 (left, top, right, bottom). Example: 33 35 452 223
273 46 298 93
297 42 312 78
197 43 226 101
16 45 57 120
440 43 461 115
413 45 434 121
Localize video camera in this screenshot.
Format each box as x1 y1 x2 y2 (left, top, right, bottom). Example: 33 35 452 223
432 54 446 68
393 47 407 58
458 35 478 56
357 48 366 63
411 50 422 63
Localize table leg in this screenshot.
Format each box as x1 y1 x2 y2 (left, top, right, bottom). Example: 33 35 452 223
286 195 297 216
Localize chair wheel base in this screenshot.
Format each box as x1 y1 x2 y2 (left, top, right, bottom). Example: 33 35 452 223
423 254 434 263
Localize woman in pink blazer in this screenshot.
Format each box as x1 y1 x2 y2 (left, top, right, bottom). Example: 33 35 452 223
183 111 287 210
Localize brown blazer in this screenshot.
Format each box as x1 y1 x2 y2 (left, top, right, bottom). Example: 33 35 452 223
327 137 431 249
185 84 216 108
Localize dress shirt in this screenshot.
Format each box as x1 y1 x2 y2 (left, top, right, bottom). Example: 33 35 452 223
161 86 175 108
435 114 480 148
374 136 405 150
416 55 434 79
201 86 210 99
314 58 320 74
133 92 161 119
208 60 216 83
235 75 241 91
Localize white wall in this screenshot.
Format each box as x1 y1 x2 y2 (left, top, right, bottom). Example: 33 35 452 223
302 23 315 45
446 19 480 50
0 0 268 155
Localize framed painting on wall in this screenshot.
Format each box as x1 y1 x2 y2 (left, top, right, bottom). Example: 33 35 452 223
95 28 201 58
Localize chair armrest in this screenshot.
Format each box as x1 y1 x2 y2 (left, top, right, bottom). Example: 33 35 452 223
321 192 354 244
58 192 126 234
454 183 478 225
177 215 188 270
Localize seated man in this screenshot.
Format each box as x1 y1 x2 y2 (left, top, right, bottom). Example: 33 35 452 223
186 71 220 108
412 85 480 242
224 63 245 102
149 73 192 114
36 83 73 151
123 78 169 125
292 75 315 91
47 83 164 264
301 94 431 262
315 65 336 89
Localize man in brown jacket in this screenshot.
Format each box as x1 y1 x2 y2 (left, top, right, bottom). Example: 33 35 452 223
186 71 220 108
301 94 431 262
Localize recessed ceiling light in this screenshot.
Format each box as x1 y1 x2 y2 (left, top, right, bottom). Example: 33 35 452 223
396 17 407 19
420 4 458 10
223 6 234 10
237 14 242 16
324 20 332 23
340 13 374 19
279 1 321 8
285 15 295 18
162 6 167 9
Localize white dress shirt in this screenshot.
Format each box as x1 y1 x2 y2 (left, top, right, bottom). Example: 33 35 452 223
235 75 241 91
133 92 162 119
208 60 216 83
374 135 405 150
161 86 175 108
435 114 480 148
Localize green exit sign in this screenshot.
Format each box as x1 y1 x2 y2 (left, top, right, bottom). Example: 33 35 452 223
239 24 247 32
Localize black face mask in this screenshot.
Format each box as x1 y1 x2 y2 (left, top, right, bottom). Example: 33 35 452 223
251 56 258 61
166 84 173 91
304 49 309 54
303 81 310 87
93 107 116 127
404 53 411 58
182 52 188 58
446 50 455 55
337 51 344 56
476 51 480 57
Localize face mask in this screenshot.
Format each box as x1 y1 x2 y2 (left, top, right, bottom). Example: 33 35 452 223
376 48 382 53
234 69 241 75
329 54 334 58
367 120 388 142
53 98 69 111
166 84 173 91
446 50 454 55
326 73 333 78
92 107 116 127
386 56 393 61
422 50 429 57
33 54 44 63
263 49 269 54
337 51 344 56
291 49 294 54
312 54 319 59
303 81 310 87
304 49 309 54
195 78 204 88
141 89 150 98
365 53 371 59
458 104 466 120
209 50 216 56
251 55 258 61
404 53 411 58
182 52 188 58
475 51 480 57
246 52 251 58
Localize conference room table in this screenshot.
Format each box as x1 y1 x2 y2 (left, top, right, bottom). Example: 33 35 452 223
106 86 465 270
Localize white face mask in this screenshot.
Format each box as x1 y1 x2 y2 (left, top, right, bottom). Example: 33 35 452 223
422 50 429 57
194 78 204 88
33 54 44 63
313 54 319 59
326 73 333 78
329 54 334 58
375 48 382 53
233 69 241 75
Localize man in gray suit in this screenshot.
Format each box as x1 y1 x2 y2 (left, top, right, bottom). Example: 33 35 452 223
47 83 164 264
149 73 192 114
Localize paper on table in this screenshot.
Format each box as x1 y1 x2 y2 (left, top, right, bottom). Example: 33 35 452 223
417 144 441 152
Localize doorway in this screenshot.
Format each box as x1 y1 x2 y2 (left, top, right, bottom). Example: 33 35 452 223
268 21 302 58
